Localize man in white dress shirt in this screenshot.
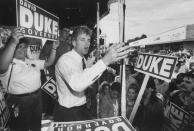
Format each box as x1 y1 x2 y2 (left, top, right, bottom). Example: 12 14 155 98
54 25 130 121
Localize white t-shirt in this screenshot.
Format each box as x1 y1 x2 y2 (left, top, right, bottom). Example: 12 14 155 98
0 58 45 94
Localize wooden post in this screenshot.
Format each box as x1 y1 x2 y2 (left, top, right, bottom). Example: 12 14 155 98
118 0 127 117
96 2 100 118
129 74 150 123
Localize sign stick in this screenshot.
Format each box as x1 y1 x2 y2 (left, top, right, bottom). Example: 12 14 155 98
16 0 19 27
118 0 127 118
96 2 100 118
129 74 150 123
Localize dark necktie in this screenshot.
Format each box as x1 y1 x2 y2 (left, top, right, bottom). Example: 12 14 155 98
82 58 86 70
82 58 88 97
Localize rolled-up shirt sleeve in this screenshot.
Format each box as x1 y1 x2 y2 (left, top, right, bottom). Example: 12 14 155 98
57 59 107 92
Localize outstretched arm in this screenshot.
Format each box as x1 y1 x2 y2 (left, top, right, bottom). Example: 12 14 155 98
0 28 24 73
102 42 130 66
57 42 131 92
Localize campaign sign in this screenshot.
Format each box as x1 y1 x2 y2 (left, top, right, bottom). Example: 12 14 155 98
0 93 10 128
27 44 42 60
41 77 58 100
16 0 59 40
48 116 136 131
135 53 177 82
164 102 192 131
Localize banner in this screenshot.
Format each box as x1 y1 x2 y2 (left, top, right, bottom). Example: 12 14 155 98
0 93 10 128
48 116 135 131
16 0 59 41
41 77 58 100
164 102 192 131
135 53 177 82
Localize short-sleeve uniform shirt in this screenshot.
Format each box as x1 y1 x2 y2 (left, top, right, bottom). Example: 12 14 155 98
0 58 45 94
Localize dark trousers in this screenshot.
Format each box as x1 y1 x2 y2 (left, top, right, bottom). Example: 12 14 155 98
41 90 56 116
6 90 42 131
53 103 94 122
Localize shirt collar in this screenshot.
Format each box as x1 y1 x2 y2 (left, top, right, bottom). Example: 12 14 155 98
71 49 84 62
13 58 26 64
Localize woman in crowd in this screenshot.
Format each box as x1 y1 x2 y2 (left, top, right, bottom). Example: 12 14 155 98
99 81 110 100
99 82 121 118
132 76 165 131
126 83 139 119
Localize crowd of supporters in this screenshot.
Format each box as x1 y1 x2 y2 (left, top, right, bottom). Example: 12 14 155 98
94 48 194 131
0 25 194 131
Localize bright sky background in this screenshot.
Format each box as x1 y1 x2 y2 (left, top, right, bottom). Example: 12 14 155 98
100 0 194 45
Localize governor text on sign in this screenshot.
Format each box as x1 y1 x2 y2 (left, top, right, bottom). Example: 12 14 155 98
17 0 59 40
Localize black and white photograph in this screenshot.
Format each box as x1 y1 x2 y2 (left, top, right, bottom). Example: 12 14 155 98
0 0 194 131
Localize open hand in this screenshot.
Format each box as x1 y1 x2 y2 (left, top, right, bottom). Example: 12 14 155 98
102 42 130 66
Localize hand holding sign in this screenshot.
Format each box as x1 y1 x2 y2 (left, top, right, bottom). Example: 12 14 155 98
155 80 169 96
10 27 24 45
52 40 60 49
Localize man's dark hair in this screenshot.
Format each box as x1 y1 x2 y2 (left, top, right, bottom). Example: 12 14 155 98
110 82 121 93
175 73 185 84
99 81 110 95
16 37 29 49
184 71 194 79
71 25 92 41
128 83 139 94
19 37 28 44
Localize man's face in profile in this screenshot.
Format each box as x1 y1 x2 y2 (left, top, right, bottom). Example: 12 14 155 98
73 33 91 56
190 63 194 71
181 76 194 92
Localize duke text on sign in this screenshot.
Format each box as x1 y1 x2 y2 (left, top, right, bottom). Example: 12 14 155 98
135 53 177 82
16 0 59 40
41 77 58 100
165 102 191 131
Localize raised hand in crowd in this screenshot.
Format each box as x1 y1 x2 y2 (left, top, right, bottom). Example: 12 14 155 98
52 40 60 49
107 67 116 75
10 27 24 44
44 40 60 68
0 27 24 73
154 79 169 96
